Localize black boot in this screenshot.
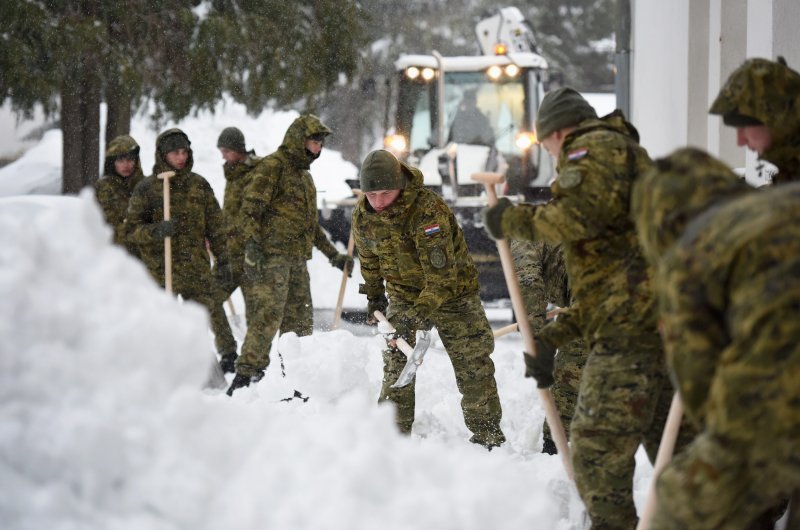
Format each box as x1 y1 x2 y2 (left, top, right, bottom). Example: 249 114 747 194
226 373 252 396
219 353 237 374
541 438 558 455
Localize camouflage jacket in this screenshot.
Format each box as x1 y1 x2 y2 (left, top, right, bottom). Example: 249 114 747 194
94 135 144 251
352 161 480 320
710 58 800 182
511 239 571 333
221 152 262 264
240 115 337 260
658 183 800 438
126 129 228 289
500 111 656 347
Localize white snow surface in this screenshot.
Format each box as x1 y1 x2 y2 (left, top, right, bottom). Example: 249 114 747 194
0 97 655 529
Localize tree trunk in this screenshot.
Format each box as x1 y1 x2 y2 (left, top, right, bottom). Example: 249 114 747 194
105 80 132 145
61 60 101 195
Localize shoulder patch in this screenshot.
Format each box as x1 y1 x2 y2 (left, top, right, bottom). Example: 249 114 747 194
567 148 589 161
557 168 584 189
429 245 447 269
423 223 441 237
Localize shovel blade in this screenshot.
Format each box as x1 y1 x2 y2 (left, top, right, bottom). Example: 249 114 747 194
391 330 432 388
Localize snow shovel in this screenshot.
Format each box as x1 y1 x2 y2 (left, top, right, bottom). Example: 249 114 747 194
157 170 176 293
635 392 684 530
332 189 361 330
472 171 574 480
331 232 355 329
373 311 432 388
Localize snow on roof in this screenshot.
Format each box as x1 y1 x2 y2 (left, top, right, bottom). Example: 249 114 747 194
395 52 548 72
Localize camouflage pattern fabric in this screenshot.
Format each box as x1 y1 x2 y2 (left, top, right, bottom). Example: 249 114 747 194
511 239 587 445
239 115 337 261
710 57 800 181
633 149 800 529
126 128 236 356
236 254 312 378
353 160 505 446
497 111 678 529
94 135 144 255
234 115 336 377
221 152 262 287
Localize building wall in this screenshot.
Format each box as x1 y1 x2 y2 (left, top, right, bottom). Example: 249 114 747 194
631 0 800 184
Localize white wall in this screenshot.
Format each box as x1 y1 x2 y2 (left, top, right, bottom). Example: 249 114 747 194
631 0 800 183
630 0 690 159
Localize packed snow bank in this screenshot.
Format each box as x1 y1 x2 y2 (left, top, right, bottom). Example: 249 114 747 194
0 193 588 529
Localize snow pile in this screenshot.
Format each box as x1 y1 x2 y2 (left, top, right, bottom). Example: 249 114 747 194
0 193 587 529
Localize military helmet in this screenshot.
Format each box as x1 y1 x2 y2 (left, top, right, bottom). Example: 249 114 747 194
710 57 800 141
535 87 598 140
359 149 406 192
632 147 751 265
217 127 247 153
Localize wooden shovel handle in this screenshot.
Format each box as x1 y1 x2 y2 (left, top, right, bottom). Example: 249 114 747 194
473 171 574 480
157 171 175 294
373 310 414 357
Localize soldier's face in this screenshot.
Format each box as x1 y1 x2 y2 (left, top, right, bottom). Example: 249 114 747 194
114 156 136 177
219 147 245 165
305 139 323 155
165 148 189 170
365 189 402 213
736 125 772 154
539 131 565 158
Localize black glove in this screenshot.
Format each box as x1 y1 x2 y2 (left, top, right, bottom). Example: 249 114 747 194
523 337 556 388
244 238 266 269
389 312 421 343
155 219 175 239
214 261 237 294
366 295 388 323
481 197 513 240
330 253 354 276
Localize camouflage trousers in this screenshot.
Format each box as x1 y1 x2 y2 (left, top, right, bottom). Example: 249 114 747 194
570 334 683 530
542 338 587 444
380 294 506 447
174 285 237 357
236 254 313 378
651 430 799 529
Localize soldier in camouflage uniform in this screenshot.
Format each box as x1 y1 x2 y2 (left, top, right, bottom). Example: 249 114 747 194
94 135 144 257
483 87 678 529
511 239 587 455
631 147 800 530
126 128 238 370
226 115 353 396
213 127 262 373
710 57 800 184
353 149 506 449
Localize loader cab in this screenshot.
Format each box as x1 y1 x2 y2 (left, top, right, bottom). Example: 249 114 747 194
383 53 552 201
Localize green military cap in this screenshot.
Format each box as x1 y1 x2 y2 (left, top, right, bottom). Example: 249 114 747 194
535 87 598 140
359 149 406 192
159 129 191 154
710 57 800 139
105 135 140 159
217 127 246 153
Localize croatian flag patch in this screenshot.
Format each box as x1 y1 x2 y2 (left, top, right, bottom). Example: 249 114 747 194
424 224 441 236
567 148 589 161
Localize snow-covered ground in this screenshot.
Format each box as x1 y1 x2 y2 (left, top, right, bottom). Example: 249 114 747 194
0 96 657 529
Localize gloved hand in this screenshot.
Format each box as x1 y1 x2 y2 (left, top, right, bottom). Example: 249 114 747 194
481 197 513 240
366 294 388 324
389 312 422 343
214 261 237 295
330 253 354 276
155 219 175 239
523 337 556 388
244 239 267 281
